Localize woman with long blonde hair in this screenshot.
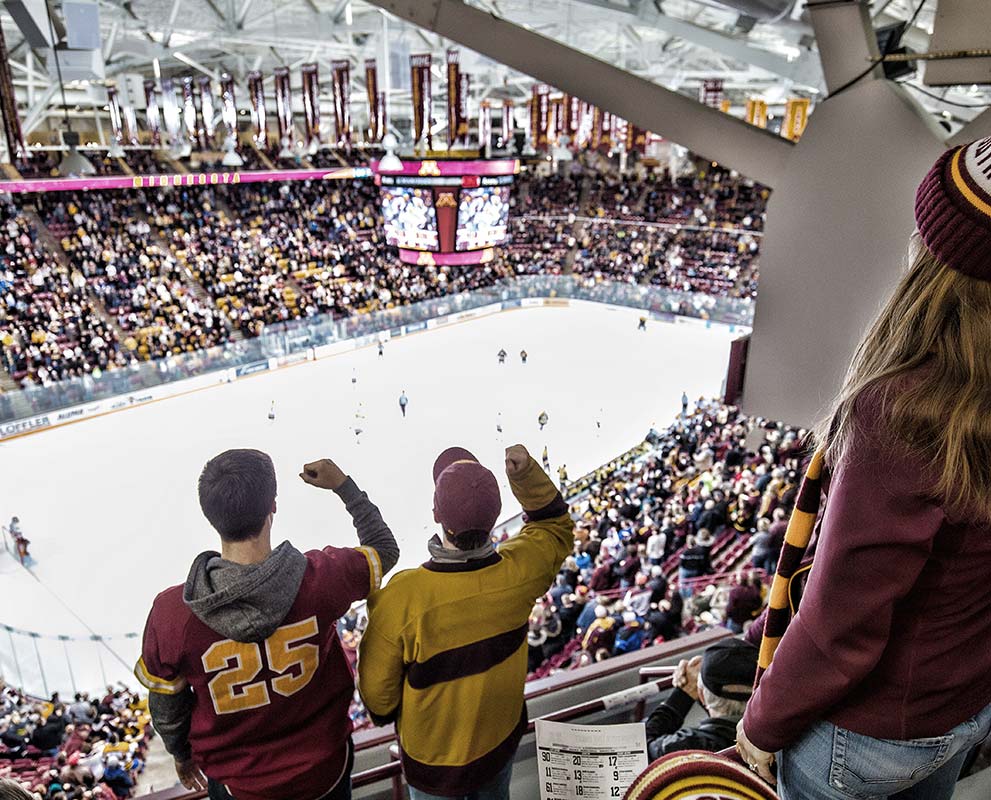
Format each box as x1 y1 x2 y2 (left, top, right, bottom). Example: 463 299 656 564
735 138 991 799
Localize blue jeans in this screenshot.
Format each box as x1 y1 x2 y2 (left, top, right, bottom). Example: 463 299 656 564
778 701 991 800
407 759 512 800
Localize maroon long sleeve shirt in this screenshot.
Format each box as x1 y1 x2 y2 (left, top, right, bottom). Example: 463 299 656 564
743 398 991 753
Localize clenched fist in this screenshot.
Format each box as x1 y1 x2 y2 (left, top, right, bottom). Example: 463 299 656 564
300 458 348 490
505 445 531 478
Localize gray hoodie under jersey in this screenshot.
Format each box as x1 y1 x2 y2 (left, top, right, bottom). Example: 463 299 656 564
149 477 398 760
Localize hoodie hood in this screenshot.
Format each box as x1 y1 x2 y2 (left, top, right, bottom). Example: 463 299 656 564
183 540 307 642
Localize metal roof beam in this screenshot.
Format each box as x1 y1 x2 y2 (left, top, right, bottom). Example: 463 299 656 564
365 0 793 186
568 0 822 90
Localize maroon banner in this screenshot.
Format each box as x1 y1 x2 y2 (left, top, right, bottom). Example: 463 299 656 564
364 59 379 143
143 80 161 146
627 124 647 153
301 63 321 146
198 76 215 144
378 92 386 143
0 23 26 159
107 86 124 147
458 72 470 145
478 100 491 153
219 74 237 137
600 111 613 151
435 187 458 252
274 66 292 148
247 71 267 149
410 53 432 150
530 84 550 149
446 49 459 148
501 99 513 145
331 59 351 147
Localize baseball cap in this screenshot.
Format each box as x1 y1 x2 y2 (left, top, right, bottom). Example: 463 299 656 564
432 447 502 537
700 639 759 701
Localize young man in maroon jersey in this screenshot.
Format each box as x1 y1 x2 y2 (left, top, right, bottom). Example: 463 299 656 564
136 449 398 800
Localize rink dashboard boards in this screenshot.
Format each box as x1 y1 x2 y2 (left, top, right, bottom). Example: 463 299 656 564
372 158 519 266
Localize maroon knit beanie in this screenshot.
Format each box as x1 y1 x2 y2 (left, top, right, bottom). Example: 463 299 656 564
915 137 991 281
432 447 502 536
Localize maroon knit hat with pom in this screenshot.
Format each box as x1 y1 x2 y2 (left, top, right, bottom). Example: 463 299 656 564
915 137 991 281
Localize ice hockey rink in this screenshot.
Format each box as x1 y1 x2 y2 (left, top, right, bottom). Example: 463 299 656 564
0 302 742 693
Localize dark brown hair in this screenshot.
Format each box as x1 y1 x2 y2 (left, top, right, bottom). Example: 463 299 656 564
198 449 277 541
449 529 492 551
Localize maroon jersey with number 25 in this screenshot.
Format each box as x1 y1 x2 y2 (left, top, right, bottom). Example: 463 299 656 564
136 545 380 800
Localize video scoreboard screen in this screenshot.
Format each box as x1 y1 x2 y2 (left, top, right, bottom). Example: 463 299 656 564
381 187 439 251
373 159 518 265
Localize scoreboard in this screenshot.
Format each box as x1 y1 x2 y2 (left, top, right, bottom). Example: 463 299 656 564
372 158 519 266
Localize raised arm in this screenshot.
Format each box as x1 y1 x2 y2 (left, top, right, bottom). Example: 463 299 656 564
301 458 400 575
501 445 574 576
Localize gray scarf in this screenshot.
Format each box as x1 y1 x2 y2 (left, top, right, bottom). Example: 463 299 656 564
426 533 497 563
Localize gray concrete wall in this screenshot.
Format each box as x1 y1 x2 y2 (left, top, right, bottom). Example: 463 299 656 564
742 80 947 427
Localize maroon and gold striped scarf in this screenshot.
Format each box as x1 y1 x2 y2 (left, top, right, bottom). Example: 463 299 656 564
755 449 825 686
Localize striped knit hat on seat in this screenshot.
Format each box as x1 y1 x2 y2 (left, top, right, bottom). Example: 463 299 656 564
915 137 991 281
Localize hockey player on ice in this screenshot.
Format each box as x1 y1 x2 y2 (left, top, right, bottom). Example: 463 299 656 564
268 401 276 422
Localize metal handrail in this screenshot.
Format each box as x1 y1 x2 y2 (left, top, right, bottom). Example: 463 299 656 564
141 630 730 800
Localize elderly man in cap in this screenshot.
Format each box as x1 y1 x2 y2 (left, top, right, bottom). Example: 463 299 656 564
359 444 573 800
644 639 759 759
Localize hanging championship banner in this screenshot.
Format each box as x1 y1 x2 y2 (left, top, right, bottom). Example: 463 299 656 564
274 66 293 147
478 100 491 153
143 79 161 146
247 71 268 149
161 78 182 145
220 74 237 137
198 76 215 144
546 98 559 145
601 111 613 150
783 97 810 141
410 53 432 150
365 59 379 142
446 49 459 148
626 124 647 154
501 99 513 145
331 60 351 147
378 91 387 143
181 77 200 149
106 85 124 148
563 95 579 141
122 105 139 146
530 84 549 149
613 117 628 151
700 78 724 108
0 24 26 159
458 72 470 145
576 101 593 149
745 97 768 129
301 63 321 146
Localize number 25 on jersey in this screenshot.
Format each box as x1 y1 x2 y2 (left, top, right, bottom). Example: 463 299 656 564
202 616 320 715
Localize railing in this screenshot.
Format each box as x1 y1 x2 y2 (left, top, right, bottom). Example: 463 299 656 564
139 628 731 800
0 275 753 425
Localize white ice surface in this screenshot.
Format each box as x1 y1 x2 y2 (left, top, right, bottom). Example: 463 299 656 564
0 303 738 694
